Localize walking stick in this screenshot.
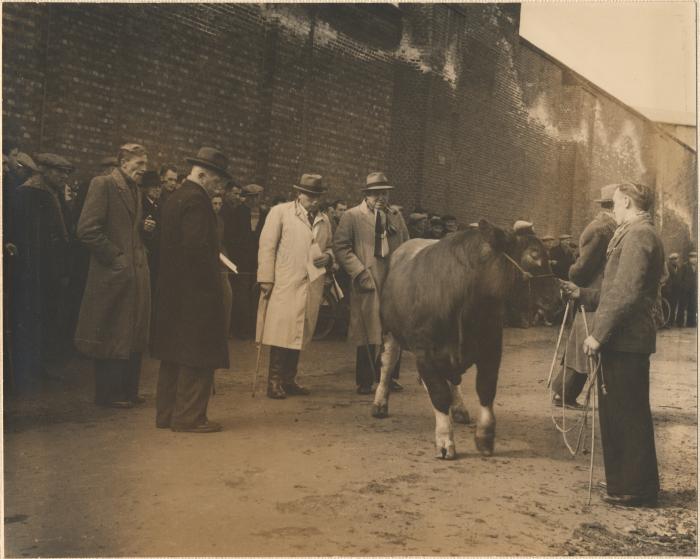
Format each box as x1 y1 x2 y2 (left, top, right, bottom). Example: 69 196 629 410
546 299 571 387
580 307 599 505
252 291 270 398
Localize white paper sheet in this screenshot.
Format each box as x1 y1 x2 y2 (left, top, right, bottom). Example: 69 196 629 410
219 252 238 274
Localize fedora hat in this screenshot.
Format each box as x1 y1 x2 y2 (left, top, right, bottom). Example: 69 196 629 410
185 147 231 180
293 174 326 195
363 171 394 191
594 183 618 204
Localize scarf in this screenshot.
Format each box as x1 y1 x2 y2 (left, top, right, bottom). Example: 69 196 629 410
606 211 652 258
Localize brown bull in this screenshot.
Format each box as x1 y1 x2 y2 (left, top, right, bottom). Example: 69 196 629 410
372 219 560 458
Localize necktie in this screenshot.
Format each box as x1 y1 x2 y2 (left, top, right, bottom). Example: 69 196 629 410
308 210 316 227
374 211 384 258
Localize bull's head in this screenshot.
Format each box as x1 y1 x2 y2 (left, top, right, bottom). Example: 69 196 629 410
477 219 561 313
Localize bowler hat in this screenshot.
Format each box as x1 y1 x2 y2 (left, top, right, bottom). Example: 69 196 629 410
185 147 232 180
35 153 74 172
293 174 326 195
594 184 618 204
241 183 264 197
363 171 394 191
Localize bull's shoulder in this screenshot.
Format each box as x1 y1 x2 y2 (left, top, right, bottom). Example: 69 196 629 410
391 237 437 263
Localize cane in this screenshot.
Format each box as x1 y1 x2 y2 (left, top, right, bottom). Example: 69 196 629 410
580 306 599 505
546 299 571 387
252 290 270 398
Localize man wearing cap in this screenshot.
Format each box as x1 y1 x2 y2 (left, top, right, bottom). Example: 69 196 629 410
506 220 536 328
443 215 458 235
151 147 230 432
256 174 333 398
428 215 446 239
157 164 179 210
227 183 266 339
679 251 697 327
561 182 664 507
12 153 75 387
407 211 428 239
551 184 617 408
662 252 682 327
334 172 410 394
75 144 151 408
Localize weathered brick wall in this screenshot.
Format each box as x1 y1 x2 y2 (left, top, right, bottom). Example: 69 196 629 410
3 3 696 254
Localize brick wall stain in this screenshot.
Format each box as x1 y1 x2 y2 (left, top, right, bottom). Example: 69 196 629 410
3 3 696 253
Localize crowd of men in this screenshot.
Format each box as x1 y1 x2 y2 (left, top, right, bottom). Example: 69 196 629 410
3 138 697 508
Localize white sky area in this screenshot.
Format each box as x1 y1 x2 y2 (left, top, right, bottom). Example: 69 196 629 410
520 2 696 125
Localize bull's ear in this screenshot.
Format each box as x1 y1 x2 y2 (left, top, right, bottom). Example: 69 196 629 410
479 219 512 253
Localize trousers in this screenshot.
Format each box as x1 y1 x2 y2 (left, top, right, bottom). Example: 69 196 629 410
156 361 214 429
94 353 141 405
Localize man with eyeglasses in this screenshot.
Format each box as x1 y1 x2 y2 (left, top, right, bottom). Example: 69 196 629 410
561 182 664 507
13 153 75 388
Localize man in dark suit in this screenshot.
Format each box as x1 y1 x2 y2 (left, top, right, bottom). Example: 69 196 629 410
552 184 616 408
152 147 231 433
679 251 697 327
12 153 75 388
75 144 151 408
563 182 664 507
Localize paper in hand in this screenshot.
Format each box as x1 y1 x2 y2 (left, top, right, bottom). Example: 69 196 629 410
220 253 238 274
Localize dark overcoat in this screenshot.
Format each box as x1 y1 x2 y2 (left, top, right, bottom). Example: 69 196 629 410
565 212 616 372
580 216 665 353
74 169 151 359
151 180 228 370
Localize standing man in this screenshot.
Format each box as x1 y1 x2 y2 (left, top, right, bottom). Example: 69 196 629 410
407 211 428 239
75 144 151 408
679 251 697 327
334 172 410 394
257 174 333 399
662 253 682 327
563 182 664 507
152 147 230 433
551 184 617 408
157 163 179 209
12 153 75 387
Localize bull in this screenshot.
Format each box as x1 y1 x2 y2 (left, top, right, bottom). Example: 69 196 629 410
372 219 560 459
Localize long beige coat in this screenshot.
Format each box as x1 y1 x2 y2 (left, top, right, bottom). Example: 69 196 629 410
333 200 410 346
256 201 333 350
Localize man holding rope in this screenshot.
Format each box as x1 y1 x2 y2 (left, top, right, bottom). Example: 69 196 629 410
561 182 664 507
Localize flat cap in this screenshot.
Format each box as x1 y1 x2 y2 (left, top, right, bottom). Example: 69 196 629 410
689 251 697 257
119 143 148 156
15 152 39 173
559 234 572 240
513 220 534 233
409 212 428 221
430 216 443 224
541 235 555 241
669 253 680 259
35 153 74 171
241 183 264 197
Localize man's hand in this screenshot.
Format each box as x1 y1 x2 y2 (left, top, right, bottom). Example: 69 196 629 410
313 253 331 268
143 217 156 233
260 282 274 298
559 280 580 299
356 270 375 292
583 335 601 356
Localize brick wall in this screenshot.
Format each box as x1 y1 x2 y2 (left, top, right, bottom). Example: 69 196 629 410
3 3 696 254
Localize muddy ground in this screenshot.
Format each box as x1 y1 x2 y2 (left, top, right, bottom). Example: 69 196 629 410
3 326 697 557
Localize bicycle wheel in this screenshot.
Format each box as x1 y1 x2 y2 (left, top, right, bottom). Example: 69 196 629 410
313 289 337 340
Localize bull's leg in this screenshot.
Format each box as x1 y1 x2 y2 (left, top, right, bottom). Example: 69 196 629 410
419 360 456 459
448 381 472 425
371 332 400 419
474 324 502 456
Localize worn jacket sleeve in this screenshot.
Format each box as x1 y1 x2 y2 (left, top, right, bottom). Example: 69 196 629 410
592 228 655 345
569 224 606 286
77 176 121 266
257 205 282 284
333 211 365 279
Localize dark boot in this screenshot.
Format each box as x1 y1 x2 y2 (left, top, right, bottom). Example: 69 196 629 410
282 349 310 396
267 346 286 399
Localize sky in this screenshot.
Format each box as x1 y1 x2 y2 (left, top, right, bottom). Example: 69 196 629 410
520 2 696 125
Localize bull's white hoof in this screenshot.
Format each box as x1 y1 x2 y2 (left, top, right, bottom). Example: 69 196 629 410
475 426 495 456
451 407 472 425
371 403 389 418
435 443 456 460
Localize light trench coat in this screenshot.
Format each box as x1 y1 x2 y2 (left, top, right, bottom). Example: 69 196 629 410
256 201 333 350
333 200 410 346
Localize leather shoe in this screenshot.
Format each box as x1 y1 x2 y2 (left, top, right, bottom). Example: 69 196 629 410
552 396 585 410
172 421 222 433
601 493 657 507
389 380 404 392
357 385 373 395
282 382 310 396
